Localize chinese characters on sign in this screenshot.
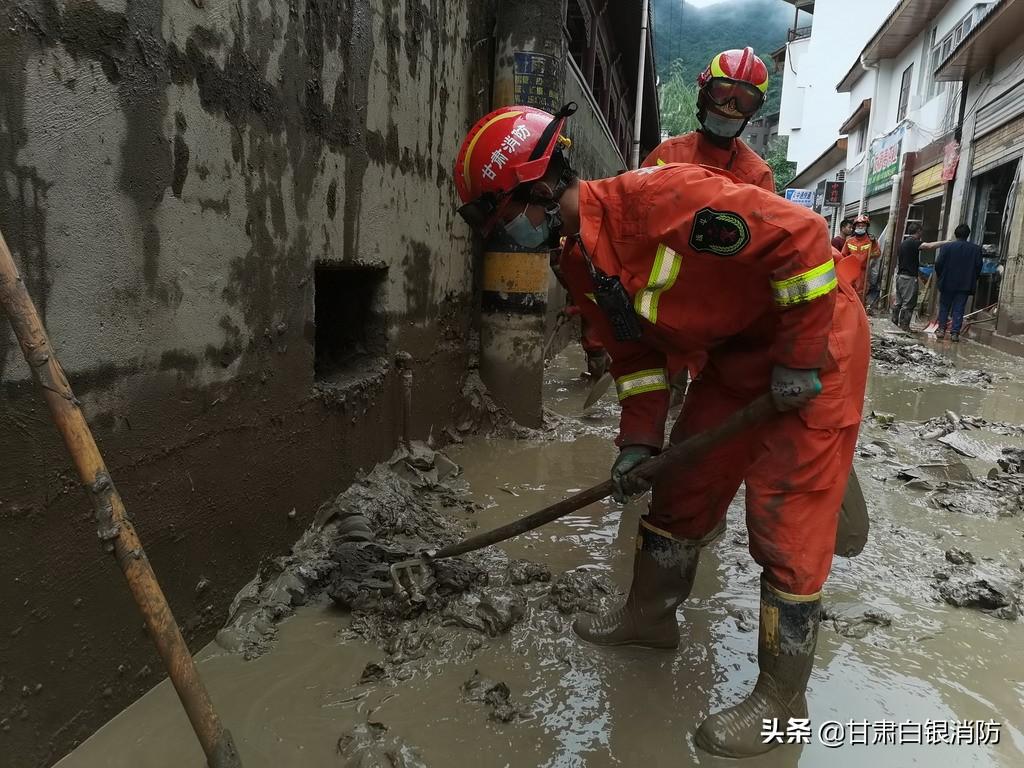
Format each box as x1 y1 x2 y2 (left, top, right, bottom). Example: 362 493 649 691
760 718 1002 747
514 52 559 114
784 188 816 209
867 125 905 196
825 181 845 207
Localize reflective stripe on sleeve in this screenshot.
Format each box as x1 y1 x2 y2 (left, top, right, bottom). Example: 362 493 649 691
615 368 669 401
634 244 682 323
771 259 838 307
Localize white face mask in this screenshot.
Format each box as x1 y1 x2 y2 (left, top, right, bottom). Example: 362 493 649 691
854 227 867 236
701 110 746 140
504 210 550 248
503 203 562 249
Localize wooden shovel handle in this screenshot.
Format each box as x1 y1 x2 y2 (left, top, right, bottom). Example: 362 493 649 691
431 393 777 561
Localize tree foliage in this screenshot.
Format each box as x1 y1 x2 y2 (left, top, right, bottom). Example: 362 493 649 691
652 0 795 116
659 61 700 138
764 135 796 190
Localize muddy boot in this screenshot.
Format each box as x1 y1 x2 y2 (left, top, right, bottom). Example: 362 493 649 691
694 579 821 758
935 329 945 340
951 332 960 342
572 520 716 649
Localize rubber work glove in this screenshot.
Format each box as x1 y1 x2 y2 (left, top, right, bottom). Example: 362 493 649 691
771 366 822 411
611 445 656 503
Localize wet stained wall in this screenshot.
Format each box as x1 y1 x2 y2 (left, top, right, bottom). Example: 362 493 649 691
0 0 496 764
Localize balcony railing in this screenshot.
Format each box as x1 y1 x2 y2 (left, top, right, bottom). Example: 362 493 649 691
788 26 812 42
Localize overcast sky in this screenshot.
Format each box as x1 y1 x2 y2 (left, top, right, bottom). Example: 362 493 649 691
686 0 727 6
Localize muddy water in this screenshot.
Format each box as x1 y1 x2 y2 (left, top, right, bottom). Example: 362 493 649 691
58 327 1024 768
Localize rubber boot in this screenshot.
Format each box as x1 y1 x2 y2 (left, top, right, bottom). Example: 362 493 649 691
694 578 821 758
572 519 720 649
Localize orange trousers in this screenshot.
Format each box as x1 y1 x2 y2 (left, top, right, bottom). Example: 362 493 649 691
649 282 869 595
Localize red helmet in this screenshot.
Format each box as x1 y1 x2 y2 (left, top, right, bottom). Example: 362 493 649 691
454 104 574 232
697 47 769 116
854 214 870 226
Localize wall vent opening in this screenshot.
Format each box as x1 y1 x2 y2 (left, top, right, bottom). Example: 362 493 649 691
314 263 388 382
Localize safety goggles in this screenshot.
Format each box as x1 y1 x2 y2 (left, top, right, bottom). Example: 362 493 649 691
703 77 765 116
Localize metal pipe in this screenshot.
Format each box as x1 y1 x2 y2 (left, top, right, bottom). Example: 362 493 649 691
395 351 414 448
630 0 651 169
0 228 241 768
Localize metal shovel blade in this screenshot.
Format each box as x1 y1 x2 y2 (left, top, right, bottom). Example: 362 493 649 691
583 372 614 410
389 557 435 601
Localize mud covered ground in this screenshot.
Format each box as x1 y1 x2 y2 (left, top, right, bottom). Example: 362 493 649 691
57 324 1024 767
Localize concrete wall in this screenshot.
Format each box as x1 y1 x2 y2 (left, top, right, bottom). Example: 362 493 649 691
0 1 496 764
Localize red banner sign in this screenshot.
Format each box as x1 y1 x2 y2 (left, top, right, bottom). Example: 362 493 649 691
941 140 960 183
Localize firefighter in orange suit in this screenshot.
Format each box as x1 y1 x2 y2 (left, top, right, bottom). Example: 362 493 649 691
453 105 869 758
642 47 775 194
839 214 881 299
643 47 774 390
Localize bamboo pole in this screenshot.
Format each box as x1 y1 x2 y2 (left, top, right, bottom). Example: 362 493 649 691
0 228 241 768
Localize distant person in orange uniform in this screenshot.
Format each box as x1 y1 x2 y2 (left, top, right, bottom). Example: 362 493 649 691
642 48 774 391
643 47 775 193
452 105 869 759
839 214 881 302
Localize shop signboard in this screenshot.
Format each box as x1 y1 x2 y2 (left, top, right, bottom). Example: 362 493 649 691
824 181 845 207
867 125 905 196
941 140 960 182
784 188 815 208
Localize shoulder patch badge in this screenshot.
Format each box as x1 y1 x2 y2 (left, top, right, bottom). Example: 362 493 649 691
689 207 751 257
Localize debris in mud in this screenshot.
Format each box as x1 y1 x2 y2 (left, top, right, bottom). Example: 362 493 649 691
933 557 1023 620
507 559 552 585
937 576 1021 620
822 604 893 639
870 336 994 385
358 662 388 685
336 722 427 768
945 548 976 566
544 568 617 615
731 608 757 633
442 589 526 636
462 671 531 723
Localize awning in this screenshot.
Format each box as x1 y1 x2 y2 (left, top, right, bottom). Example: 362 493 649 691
936 0 1024 82
786 138 848 191
911 163 943 199
839 99 872 135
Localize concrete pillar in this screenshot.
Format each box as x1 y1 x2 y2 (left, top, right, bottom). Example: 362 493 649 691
480 0 567 427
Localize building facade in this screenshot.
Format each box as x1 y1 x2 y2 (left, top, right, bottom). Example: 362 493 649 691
0 1 658 764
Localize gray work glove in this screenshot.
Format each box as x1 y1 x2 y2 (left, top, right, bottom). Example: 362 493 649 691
771 366 822 411
611 445 656 503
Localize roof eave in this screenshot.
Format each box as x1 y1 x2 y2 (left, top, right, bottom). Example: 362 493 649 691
787 138 849 190
935 0 1021 82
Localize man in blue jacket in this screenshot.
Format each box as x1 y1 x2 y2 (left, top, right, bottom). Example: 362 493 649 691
935 224 984 342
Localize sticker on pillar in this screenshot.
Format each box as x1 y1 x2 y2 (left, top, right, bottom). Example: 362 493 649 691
514 52 559 113
689 208 750 257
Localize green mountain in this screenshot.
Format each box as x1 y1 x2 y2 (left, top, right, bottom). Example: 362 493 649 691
652 0 795 114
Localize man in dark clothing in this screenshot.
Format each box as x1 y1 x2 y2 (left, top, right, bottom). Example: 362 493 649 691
832 218 853 252
891 223 950 331
935 224 984 342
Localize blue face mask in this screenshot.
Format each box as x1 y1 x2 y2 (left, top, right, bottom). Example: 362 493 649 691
504 204 561 248
701 110 746 140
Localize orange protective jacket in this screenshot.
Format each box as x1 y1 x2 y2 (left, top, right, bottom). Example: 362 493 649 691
557 164 841 449
838 234 880 294
642 132 776 193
